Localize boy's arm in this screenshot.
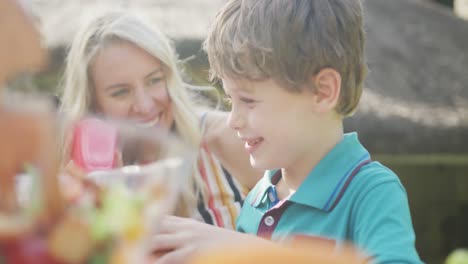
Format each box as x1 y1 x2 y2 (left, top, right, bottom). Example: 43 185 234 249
151 215 272 264
352 180 423 264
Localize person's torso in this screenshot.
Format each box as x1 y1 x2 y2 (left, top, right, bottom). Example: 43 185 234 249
192 143 247 229
236 163 383 243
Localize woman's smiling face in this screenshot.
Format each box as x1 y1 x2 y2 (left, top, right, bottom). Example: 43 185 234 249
90 40 174 130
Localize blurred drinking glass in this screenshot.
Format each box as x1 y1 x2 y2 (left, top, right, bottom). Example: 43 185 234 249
61 115 195 263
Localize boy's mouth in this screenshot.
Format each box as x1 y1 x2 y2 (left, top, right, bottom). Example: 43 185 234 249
244 137 264 153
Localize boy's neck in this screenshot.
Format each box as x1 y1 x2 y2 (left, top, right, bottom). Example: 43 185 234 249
280 120 344 192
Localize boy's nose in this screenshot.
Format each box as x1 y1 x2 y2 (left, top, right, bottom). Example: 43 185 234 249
227 107 245 130
132 87 153 114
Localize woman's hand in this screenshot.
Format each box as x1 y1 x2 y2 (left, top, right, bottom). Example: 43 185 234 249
151 215 270 264
60 161 87 202
63 160 87 181
60 160 102 203
61 149 124 202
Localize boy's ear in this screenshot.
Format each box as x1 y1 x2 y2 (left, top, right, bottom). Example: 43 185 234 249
309 68 341 113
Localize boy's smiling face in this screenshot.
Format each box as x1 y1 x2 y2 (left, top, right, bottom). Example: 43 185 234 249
223 77 323 172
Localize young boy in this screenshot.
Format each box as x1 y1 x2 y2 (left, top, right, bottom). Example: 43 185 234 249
152 0 422 263
205 0 421 263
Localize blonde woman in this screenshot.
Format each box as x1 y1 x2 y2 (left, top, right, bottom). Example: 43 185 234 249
58 10 260 229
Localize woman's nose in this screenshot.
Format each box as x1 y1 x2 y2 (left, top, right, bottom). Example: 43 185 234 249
131 87 153 114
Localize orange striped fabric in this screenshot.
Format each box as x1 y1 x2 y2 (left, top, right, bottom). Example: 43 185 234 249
192 142 246 229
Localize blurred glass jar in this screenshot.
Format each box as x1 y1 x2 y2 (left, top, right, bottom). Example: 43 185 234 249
0 93 196 263
58 115 196 263
0 92 65 263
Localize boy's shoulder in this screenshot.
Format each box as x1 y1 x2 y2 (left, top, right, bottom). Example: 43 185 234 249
354 161 405 192
342 160 409 211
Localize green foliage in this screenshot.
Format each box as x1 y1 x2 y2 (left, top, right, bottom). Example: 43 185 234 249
446 249 468 264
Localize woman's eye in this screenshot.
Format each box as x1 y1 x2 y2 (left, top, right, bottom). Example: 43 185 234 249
148 77 163 86
111 89 129 97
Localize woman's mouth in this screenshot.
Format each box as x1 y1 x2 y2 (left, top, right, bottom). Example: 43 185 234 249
136 113 161 128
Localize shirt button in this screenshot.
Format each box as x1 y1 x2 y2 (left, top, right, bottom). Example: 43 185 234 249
264 215 275 226
268 192 276 202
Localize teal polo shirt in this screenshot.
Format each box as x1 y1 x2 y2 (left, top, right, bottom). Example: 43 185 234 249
237 133 422 264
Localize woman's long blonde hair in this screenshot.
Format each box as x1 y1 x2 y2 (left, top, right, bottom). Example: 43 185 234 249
58 10 205 216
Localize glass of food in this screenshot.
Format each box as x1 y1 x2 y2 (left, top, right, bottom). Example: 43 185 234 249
0 97 195 263
0 92 65 264
57 116 196 263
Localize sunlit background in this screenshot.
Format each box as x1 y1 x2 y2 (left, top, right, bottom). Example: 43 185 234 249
6 0 468 263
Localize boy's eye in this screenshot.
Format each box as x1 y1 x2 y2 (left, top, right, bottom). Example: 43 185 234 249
240 97 256 104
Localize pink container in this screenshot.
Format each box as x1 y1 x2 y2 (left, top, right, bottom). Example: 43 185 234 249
70 118 117 172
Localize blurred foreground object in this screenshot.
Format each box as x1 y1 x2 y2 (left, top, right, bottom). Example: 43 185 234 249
0 0 46 84
0 1 195 263
1 113 195 263
455 0 468 20
0 0 63 238
0 95 64 237
190 239 366 264
0 1 65 262
61 118 195 263
446 249 468 264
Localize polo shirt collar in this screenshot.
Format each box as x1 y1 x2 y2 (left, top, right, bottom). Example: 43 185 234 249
251 133 371 211
250 169 280 207
290 132 371 211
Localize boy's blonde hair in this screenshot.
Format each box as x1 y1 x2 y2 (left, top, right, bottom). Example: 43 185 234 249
204 0 367 116
59 10 204 216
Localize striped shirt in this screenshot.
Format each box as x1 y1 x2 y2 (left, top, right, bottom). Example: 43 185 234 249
192 142 248 229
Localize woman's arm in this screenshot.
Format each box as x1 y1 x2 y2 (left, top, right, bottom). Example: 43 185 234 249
202 111 262 190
